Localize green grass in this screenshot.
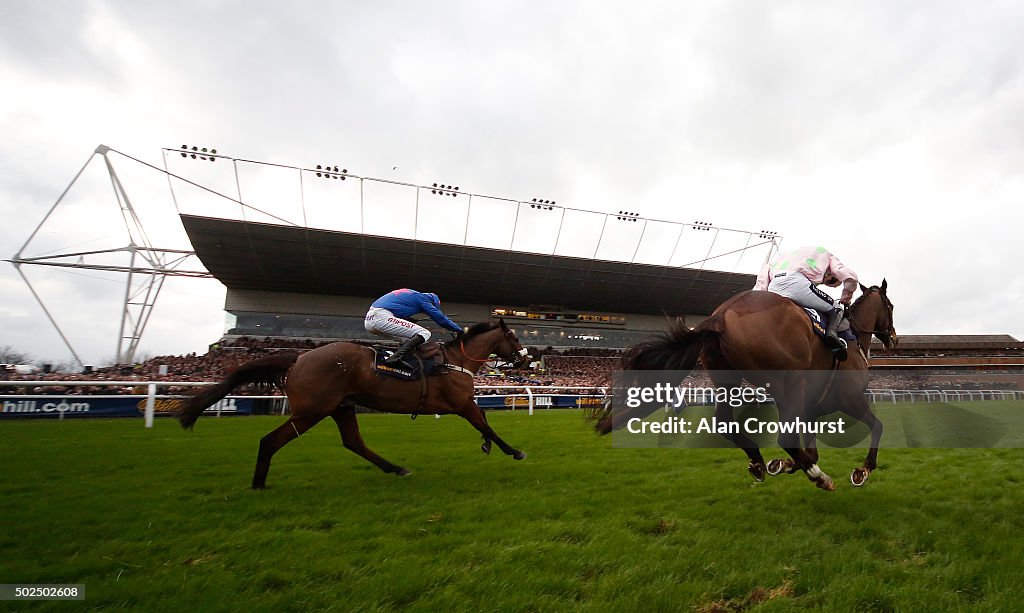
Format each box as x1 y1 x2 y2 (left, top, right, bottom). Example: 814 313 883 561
1 410 1023 611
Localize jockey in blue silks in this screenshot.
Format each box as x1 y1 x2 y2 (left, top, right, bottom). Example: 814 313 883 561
364 289 463 365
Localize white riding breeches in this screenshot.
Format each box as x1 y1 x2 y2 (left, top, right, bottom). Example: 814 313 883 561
767 272 836 312
364 307 431 341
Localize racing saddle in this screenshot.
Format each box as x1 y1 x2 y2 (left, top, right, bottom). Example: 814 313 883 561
371 342 447 380
802 308 857 357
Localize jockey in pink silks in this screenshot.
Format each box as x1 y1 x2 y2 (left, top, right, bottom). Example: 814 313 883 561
753 246 859 354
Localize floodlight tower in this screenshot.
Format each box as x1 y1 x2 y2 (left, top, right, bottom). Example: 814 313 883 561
7 145 211 367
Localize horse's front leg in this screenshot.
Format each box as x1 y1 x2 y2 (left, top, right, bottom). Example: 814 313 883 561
460 402 525 460
840 395 884 487
478 408 493 455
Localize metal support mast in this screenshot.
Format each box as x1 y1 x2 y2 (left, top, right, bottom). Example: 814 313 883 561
7 145 211 367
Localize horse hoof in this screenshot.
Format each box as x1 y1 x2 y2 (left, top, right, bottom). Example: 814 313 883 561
481 444 491 455
748 462 766 482
513 451 527 461
815 476 836 491
850 467 871 487
396 468 411 477
766 458 789 476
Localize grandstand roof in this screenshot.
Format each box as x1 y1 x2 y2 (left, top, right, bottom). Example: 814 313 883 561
181 214 756 316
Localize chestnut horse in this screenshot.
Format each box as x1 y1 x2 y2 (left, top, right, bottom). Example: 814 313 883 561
179 319 530 488
597 281 897 490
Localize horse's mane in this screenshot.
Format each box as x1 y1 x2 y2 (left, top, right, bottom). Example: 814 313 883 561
453 320 501 343
851 286 879 309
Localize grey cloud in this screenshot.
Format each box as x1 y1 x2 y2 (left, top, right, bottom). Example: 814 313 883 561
3 0 1024 364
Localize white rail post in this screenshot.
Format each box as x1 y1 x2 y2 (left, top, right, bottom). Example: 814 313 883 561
526 388 535 415
144 383 156 428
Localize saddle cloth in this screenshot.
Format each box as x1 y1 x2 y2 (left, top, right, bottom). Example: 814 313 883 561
371 343 445 381
802 308 857 342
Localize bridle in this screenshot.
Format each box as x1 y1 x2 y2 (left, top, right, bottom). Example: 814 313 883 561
458 328 529 367
848 288 896 346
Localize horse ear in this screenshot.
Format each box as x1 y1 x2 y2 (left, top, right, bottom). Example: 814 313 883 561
880 278 887 292
859 283 869 293
498 317 507 329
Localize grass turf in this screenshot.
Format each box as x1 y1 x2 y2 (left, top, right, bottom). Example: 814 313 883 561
1 409 1023 611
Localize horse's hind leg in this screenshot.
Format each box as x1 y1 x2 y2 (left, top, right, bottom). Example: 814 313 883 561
460 402 526 460
712 401 768 482
332 406 410 476
704 364 766 480
774 384 835 491
803 430 820 473
253 416 321 489
766 426 819 477
840 395 883 486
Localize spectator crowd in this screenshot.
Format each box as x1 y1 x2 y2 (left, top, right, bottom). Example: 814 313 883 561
2 336 1021 395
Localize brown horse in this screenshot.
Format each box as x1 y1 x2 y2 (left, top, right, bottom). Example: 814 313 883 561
597 281 897 491
179 319 530 488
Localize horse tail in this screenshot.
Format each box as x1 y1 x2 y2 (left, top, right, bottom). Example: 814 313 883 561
622 315 723 372
595 315 724 434
178 353 300 429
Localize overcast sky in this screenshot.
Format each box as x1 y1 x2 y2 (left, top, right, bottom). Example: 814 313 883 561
2 1 1023 366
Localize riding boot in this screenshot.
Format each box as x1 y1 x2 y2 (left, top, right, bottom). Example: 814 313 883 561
384 335 425 365
825 307 848 360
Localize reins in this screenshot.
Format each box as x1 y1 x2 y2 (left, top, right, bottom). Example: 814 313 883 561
429 345 474 378
438 333 504 378
848 317 888 338
812 358 841 408
456 328 524 366
814 289 885 407
441 325 528 377
459 338 493 363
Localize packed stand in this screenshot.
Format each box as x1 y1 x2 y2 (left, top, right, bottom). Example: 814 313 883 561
5 337 1021 396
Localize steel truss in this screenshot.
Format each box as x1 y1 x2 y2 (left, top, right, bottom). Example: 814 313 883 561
7 145 211 367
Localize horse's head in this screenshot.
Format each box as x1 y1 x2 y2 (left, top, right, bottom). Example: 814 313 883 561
493 318 531 368
851 279 898 349
456 319 531 368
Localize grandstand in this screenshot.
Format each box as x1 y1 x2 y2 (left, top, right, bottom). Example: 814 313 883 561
6 145 777 366
181 214 756 351
164 146 781 353
6 144 783 399
6 145 1022 395
867 334 1024 392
